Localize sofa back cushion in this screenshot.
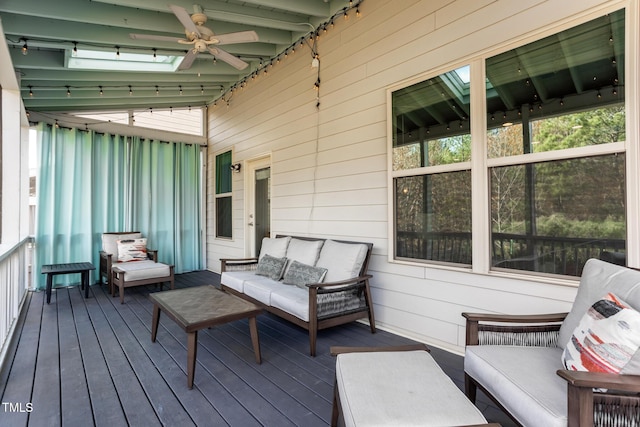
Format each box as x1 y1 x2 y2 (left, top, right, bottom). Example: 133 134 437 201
316 240 368 282
259 236 291 259
285 238 324 266
102 232 142 260
558 258 640 350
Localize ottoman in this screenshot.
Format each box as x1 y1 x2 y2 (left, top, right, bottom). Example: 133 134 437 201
331 345 495 426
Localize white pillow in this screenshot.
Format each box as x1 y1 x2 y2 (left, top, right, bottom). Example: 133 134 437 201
259 236 291 259
285 238 324 266
316 240 368 282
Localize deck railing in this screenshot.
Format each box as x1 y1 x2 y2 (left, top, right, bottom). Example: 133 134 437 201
0 237 33 360
396 231 625 276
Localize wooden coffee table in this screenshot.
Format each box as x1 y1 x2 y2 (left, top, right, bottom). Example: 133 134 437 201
149 285 263 389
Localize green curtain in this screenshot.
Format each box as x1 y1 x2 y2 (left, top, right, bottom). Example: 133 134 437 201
35 124 202 290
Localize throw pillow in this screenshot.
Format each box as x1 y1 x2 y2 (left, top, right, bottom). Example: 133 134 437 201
562 292 640 374
256 254 288 281
283 260 328 288
116 238 148 262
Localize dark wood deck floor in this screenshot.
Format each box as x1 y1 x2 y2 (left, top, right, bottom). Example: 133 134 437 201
0 270 515 427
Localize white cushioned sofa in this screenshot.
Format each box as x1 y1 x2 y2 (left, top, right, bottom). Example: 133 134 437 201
463 258 640 427
220 235 375 356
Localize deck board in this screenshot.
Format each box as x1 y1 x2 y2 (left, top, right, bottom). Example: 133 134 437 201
0 270 516 427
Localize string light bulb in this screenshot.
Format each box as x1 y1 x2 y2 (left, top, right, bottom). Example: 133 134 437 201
21 39 28 55
99 86 103 96
115 46 120 59
29 86 33 97
66 86 71 97
128 85 133 96
155 85 159 96
72 42 78 57
201 85 204 95
152 48 157 61
55 120 60 128
179 85 183 95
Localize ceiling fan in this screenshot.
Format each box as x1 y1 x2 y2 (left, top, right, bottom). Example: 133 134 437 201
130 5 258 70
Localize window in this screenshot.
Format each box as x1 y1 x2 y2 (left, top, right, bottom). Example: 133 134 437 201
392 66 472 265
391 9 626 277
487 9 625 276
215 151 232 238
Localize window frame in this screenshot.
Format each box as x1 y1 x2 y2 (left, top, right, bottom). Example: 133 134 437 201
387 4 639 279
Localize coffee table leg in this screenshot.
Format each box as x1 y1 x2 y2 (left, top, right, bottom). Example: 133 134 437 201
151 304 161 342
46 274 53 304
249 316 261 364
83 271 89 298
187 331 198 389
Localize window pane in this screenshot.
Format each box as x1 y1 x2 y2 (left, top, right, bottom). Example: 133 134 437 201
216 151 232 194
395 171 472 264
491 154 625 276
216 196 232 238
392 66 471 170
486 9 625 157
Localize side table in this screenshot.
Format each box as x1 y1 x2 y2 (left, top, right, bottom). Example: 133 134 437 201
41 262 96 304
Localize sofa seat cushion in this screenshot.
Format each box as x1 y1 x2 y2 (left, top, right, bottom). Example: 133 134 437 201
316 240 368 282
221 271 261 293
337 350 487 427
271 286 310 321
465 345 567 427
112 260 170 281
243 277 285 306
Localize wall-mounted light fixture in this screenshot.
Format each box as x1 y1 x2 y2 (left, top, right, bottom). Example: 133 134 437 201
230 163 242 173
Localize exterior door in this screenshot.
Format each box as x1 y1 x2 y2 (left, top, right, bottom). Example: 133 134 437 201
247 157 271 257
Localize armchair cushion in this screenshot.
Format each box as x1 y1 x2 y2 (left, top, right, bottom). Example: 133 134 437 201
465 345 567 427
562 292 640 374
102 232 141 259
116 238 148 262
112 260 170 281
558 258 640 350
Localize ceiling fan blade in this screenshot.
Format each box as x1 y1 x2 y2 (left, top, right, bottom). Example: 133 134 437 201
214 31 259 46
169 5 201 38
129 33 183 43
208 47 249 70
178 49 198 70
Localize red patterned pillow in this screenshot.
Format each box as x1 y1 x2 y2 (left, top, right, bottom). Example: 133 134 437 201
116 238 148 262
562 293 640 373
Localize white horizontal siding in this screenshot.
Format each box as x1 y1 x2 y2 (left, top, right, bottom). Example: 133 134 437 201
206 0 627 352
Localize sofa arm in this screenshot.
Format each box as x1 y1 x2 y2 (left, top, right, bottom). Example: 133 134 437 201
462 311 568 346
557 370 640 427
307 274 373 290
220 257 259 273
147 249 158 262
308 275 374 320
